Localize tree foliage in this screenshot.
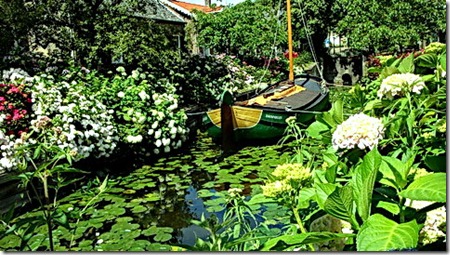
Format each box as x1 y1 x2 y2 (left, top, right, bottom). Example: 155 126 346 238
333 0 446 52
194 0 287 58
0 0 182 73
194 0 445 58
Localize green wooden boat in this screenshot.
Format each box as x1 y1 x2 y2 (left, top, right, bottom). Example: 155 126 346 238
200 74 330 143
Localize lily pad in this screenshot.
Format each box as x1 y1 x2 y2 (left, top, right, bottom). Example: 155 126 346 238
131 205 148 213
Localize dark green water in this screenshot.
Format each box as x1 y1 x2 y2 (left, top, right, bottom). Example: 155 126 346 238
0 132 294 251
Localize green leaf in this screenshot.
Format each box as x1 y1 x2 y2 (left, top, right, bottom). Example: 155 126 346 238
317 100 343 129
324 164 337 183
398 53 414 73
306 121 329 139
357 214 419 251
380 66 399 79
398 173 446 202
324 185 355 224
439 53 446 70
363 99 383 112
415 53 437 68
154 233 172 242
351 148 381 222
314 183 337 209
297 188 315 209
376 201 400 215
379 156 407 190
423 154 446 172
261 232 354 251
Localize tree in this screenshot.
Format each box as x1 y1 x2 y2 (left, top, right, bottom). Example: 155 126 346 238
0 0 183 73
333 0 446 53
194 0 287 58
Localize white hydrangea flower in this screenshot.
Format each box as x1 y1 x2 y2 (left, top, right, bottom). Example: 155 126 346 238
117 91 125 98
125 135 143 144
309 215 348 251
332 113 384 151
138 90 149 101
154 130 162 139
377 73 426 99
162 138 170 146
131 70 140 79
419 206 446 245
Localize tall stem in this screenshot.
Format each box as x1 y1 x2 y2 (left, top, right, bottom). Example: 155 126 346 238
42 174 54 251
292 206 315 251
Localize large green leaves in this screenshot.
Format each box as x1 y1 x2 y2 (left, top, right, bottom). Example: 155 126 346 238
397 53 415 73
261 232 355 251
351 148 381 222
378 155 413 190
357 214 419 251
324 185 356 225
398 173 446 202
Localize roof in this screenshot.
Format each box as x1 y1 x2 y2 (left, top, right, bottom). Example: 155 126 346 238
131 0 186 23
162 0 223 17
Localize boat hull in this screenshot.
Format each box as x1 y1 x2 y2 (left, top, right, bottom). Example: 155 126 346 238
201 91 329 141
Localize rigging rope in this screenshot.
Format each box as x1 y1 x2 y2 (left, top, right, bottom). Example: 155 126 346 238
296 0 325 82
256 0 284 92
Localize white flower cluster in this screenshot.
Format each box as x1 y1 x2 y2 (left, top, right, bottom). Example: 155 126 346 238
0 130 21 172
309 214 348 251
332 113 384 151
1 68 33 82
112 75 189 156
419 206 446 246
377 73 426 99
30 75 119 160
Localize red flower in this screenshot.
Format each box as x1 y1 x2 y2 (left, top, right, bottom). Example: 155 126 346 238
283 51 299 59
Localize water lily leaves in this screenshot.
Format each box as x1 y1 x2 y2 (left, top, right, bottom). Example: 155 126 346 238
143 193 161 202
111 222 141 238
128 240 152 251
131 205 148 214
147 243 172 251
141 226 173 242
102 205 126 217
77 239 94 251
197 189 216 198
102 195 126 204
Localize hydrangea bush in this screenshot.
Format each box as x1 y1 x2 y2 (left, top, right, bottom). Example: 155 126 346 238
262 42 446 252
29 74 119 160
97 67 189 156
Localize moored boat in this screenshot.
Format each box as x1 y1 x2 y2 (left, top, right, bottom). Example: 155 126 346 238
200 74 330 143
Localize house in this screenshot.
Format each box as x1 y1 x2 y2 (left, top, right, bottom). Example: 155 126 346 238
161 0 223 55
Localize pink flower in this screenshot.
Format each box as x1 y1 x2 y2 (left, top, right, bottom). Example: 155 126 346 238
0 97 5 102
7 86 20 94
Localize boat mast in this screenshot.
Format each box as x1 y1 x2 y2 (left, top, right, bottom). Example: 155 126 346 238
286 0 294 81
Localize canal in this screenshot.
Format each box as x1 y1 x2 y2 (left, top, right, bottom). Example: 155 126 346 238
0 131 296 251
